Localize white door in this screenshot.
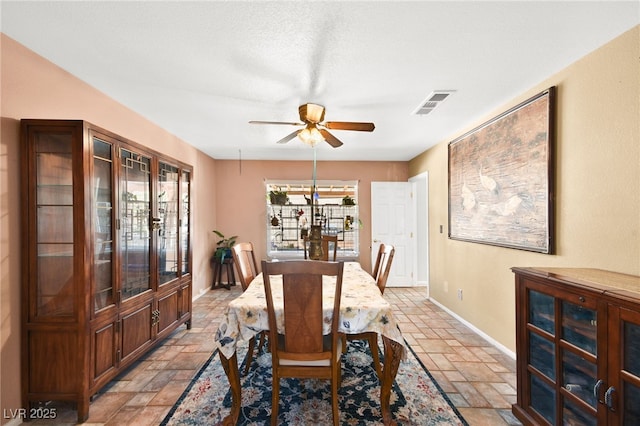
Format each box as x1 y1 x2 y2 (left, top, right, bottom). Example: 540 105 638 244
371 182 416 287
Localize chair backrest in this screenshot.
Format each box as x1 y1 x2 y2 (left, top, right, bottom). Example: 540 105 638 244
372 243 386 281
374 244 395 294
231 242 259 291
262 260 344 361
321 235 338 261
303 235 338 261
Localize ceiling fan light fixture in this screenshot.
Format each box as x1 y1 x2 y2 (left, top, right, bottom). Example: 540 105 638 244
299 103 325 123
298 124 324 147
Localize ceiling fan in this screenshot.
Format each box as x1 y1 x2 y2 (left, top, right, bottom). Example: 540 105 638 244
249 103 375 148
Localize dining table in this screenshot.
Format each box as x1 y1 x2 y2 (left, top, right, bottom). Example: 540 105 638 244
214 261 407 426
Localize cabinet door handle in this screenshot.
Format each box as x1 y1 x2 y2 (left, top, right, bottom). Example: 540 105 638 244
605 386 617 411
594 379 605 404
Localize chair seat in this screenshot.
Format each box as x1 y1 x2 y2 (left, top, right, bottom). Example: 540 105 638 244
277 334 342 366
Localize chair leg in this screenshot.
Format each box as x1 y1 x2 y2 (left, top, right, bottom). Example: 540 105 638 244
244 336 256 375
257 331 267 352
271 374 280 426
367 333 383 378
332 373 340 426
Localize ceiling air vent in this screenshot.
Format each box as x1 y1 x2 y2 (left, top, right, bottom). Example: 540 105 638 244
412 90 456 115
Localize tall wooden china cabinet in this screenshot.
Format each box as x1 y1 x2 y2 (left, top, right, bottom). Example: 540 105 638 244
20 120 192 422
512 267 640 425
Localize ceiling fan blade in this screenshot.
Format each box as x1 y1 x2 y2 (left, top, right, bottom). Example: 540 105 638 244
324 121 375 132
319 129 343 148
276 130 300 144
249 120 303 126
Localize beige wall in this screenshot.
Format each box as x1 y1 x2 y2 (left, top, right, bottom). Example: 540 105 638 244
213 159 409 274
409 26 640 353
0 35 218 419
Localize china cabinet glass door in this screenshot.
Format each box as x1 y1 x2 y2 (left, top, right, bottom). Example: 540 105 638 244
157 162 179 285
93 138 114 311
119 147 152 300
180 170 191 276
34 132 75 317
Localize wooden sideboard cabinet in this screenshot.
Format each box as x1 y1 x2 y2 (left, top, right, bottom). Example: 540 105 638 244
512 267 640 425
20 120 193 422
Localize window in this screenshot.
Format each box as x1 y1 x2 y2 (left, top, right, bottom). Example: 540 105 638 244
266 180 359 259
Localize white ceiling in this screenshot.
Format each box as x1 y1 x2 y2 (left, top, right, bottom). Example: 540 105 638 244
2 1 638 161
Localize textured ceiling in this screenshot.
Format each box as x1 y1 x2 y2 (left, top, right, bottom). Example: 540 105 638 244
2 1 638 161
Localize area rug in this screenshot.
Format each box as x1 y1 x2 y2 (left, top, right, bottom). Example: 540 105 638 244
161 339 467 425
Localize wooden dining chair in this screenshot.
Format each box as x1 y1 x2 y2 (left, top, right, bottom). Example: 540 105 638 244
345 244 395 377
373 244 395 295
372 243 386 282
262 260 345 426
231 242 259 291
322 234 338 261
303 234 338 261
231 242 265 374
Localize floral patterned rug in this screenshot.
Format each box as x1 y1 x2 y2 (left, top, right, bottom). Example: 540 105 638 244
161 339 467 425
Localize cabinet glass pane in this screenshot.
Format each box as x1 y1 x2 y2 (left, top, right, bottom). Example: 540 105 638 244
180 170 190 275
624 322 640 376
562 349 597 407
623 382 640 424
562 301 597 355
37 206 74 243
36 153 73 205
93 139 113 311
120 148 151 300
529 290 554 334
529 332 555 378
530 374 556 424
158 162 179 285
37 244 74 316
35 138 75 318
563 398 596 426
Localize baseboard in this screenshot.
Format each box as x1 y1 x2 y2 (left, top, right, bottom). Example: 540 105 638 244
428 297 516 360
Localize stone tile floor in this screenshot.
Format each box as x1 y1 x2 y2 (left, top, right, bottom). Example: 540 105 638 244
28 286 522 425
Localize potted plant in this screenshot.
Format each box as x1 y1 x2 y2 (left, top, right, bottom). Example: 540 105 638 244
342 195 355 206
269 188 289 205
212 230 237 263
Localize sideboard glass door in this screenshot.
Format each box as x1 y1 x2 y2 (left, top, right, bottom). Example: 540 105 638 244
615 307 640 424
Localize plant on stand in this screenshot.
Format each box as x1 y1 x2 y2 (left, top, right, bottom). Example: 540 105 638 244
212 230 237 263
